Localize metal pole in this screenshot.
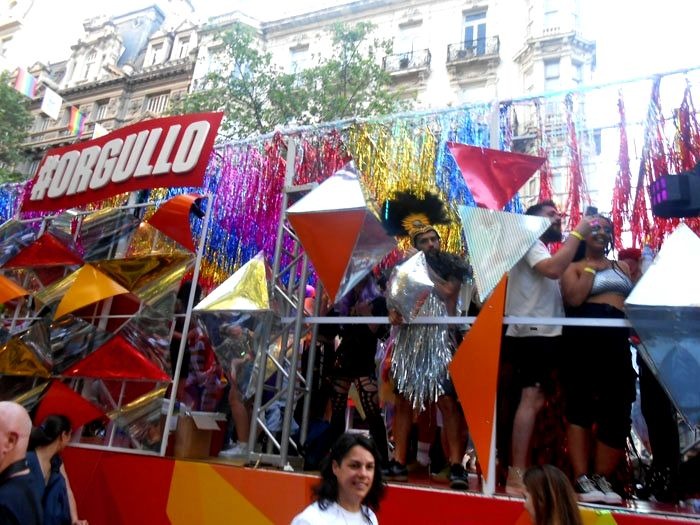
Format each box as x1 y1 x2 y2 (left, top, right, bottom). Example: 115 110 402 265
159 193 214 457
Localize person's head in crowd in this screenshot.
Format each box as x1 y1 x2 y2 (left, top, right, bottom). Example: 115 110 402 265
618 247 642 282
523 465 582 525
314 433 384 519
29 414 72 453
572 214 614 262
337 274 382 316
0 401 32 472
526 200 563 244
175 280 202 313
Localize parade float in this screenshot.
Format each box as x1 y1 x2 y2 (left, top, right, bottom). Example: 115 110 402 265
1 64 699 524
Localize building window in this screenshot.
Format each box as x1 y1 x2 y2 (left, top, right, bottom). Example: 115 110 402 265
144 92 170 114
573 62 583 84
396 21 421 55
288 45 310 74
0 36 12 56
175 36 190 59
28 159 40 177
544 59 560 91
34 115 49 132
93 100 108 121
463 11 486 55
543 0 559 31
150 43 163 65
83 50 97 80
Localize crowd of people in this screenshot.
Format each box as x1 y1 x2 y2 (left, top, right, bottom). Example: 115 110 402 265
0 403 87 525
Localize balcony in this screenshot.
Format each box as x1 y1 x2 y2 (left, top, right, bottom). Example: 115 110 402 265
446 36 499 64
382 49 431 80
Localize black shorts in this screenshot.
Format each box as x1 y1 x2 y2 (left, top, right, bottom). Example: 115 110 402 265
502 335 561 395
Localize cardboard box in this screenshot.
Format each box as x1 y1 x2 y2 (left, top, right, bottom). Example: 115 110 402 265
173 413 221 459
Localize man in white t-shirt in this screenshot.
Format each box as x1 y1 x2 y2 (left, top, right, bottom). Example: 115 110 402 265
502 200 593 495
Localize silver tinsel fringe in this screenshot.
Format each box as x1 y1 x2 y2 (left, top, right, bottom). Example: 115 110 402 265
390 292 454 411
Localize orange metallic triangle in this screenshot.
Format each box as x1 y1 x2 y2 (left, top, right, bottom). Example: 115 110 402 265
3 233 83 268
54 264 130 320
64 334 170 381
288 210 365 301
0 274 29 304
146 194 204 252
34 380 105 429
449 274 507 486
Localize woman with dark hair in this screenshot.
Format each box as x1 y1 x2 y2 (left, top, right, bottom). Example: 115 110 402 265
561 215 634 505
27 415 87 525
523 465 582 525
291 433 385 525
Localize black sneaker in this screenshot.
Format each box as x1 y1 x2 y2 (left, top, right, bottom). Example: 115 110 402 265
574 475 606 503
591 474 623 504
384 460 408 481
448 463 469 490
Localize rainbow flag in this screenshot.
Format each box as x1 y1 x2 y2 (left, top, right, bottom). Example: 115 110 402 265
13 68 38 98
68 106 87 136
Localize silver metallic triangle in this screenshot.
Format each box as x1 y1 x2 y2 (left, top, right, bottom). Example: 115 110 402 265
287 162 367 214
458 206 550 302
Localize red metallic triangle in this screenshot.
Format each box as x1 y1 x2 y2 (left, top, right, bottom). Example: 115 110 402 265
3 233 83 268
34 380 105 430
146 194 204 252
288 210 365 301
448 143 545 210
449 275 507 485
64 334 170 381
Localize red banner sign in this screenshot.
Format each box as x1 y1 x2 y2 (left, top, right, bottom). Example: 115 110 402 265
21 112 223 212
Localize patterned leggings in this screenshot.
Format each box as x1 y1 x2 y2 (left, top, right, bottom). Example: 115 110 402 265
329 376 388 463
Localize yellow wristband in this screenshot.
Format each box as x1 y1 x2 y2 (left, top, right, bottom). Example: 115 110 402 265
583 267 596 275
570 231 584 241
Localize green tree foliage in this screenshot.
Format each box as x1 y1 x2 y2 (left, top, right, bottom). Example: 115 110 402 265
0 72 33 183
171 22 404 139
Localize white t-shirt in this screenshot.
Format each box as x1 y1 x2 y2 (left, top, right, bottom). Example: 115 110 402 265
505 240 564 337
291 501 378 525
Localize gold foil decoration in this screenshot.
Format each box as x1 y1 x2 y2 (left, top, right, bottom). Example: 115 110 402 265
0 337 51 377
53 264 130 320
194 251 270 311
11 382 49 410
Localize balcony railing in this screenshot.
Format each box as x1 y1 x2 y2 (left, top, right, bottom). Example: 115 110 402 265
446 36 499 64
382 49 431 74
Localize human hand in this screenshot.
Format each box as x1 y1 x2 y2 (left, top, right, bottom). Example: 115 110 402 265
573 215 594 237
405 246 418 258
388 308 404 325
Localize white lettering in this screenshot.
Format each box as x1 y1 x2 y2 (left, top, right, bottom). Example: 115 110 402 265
172 121 210 173
47 151 80 198
112 131 149 183
67 146 101 195
89 138 124 190
30 156 59 201
134 127 163 177
152 124 181 175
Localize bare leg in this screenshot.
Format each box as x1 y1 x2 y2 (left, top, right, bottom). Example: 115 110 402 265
437 395 464 465
511 386 545 470
393 394 412 464
228 385 249 443
594 440 624 478
567 424 592 478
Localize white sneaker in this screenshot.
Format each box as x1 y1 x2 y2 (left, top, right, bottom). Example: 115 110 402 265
575 475 606 503
591 475 623 505
218 442 248 458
